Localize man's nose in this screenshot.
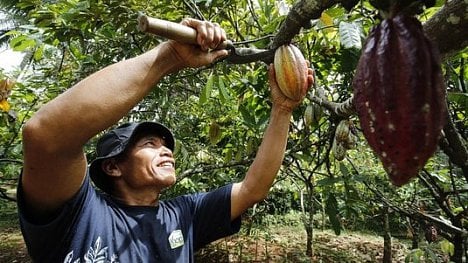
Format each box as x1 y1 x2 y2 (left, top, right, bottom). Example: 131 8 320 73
160 146 173 157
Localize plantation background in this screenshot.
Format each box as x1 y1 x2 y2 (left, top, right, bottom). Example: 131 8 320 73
0 0 467 262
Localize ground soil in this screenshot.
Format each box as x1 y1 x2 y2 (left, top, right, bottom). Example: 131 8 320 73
0 227 31 263
196 226 410 262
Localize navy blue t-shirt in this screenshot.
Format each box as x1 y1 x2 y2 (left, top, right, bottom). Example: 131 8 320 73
18 174 241 262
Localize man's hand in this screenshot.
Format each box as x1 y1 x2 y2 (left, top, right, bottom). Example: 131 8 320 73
268 62 314 111
162 18 229 70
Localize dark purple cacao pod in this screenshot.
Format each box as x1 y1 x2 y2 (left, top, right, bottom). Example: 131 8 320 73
425 225 438 243
353 14 446 186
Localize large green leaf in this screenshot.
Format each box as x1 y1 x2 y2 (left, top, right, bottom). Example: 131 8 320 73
325 193 342 235
218 76 232 103
316 176 342 186
200 72 214 105
10 35 36 51
338 21 362 50
239 102 256 128
448 92 468 111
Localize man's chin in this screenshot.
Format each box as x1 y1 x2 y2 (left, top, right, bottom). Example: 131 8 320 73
158 174 176 187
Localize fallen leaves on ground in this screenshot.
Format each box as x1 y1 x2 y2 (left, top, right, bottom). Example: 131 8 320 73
197 228 410 262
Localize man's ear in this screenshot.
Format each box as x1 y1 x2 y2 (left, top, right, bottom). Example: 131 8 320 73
101 158 122 177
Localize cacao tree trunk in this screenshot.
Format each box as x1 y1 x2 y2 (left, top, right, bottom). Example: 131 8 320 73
451 230 466 263
301 181 315 257
409 219 419 249
383 206 392 263
411 231 419 250
406 217 420 249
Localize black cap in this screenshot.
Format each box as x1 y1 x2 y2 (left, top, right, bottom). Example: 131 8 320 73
89 121 175 193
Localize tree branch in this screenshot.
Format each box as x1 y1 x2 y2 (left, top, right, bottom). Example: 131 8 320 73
224 0 467 66
0 158 23 164
423 0 468 60
418 169 456 221
363 179 468 238
271 0 341 49
0 188 16 202
439 109 468 182
308 87 355 117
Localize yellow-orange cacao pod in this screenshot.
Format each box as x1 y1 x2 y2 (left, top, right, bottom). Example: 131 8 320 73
274 44 308 100
0 78 14 112
0 78 14 101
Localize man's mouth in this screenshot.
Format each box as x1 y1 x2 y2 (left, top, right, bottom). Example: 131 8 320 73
157 160 174 168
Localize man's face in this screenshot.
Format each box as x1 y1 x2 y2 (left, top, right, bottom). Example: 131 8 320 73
117 132 176 190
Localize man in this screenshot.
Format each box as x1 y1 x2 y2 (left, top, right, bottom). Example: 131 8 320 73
18 18 313 262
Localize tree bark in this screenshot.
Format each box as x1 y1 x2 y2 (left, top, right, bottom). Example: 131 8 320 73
452 233 465 263
408 218 420 249
439 110 468 182
272 0 339 49
301 182 315 257
423 0 468 60
383 206 392 263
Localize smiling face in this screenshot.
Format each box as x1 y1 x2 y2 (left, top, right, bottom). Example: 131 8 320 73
115 131 176 192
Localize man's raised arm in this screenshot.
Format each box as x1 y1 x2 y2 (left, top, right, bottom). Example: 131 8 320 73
20 19 228 219
230 64 314 220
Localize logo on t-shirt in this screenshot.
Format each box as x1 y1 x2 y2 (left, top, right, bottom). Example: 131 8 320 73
168 229 184 249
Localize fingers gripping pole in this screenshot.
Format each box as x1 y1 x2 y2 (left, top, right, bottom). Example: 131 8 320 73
137 13 233 50
138 14 198 45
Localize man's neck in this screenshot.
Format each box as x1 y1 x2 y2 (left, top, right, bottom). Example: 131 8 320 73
110 187 161 206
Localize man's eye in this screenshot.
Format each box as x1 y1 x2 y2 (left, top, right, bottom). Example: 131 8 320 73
143 141 156 146
140 137 164 147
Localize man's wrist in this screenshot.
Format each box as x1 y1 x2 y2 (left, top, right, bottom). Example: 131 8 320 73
142 43 186 77
271 104 294 115
270 105 294 125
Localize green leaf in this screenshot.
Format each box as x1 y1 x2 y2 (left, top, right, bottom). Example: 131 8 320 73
234 149 243 162
425 248 438 262
325 7 345 18
340 47 361 72
440 239 454 256
338 21 362 49
2 30 20 38
447 92 468 111
292 152 313 163
218 76 231 103
325 193 341 235
33 44 45 61
339 162 349 176
224 148 233 163
10 35 36 52
316 177 341 186
200 72 214 105
257 112 269 128
239 103 256 127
